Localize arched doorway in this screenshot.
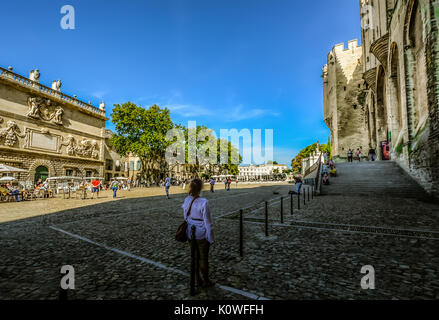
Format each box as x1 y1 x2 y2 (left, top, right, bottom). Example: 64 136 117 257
35 165 49 183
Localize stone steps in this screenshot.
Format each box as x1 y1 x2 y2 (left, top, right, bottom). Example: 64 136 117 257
321 161 429 199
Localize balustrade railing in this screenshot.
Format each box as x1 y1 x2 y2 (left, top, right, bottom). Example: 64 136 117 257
314 152 324 194
0 66 105 117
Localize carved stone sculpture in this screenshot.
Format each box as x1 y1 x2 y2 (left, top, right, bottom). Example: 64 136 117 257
29 69 40 82
99 101 106 111
27 97 41 119
26 96 64 125
51 80 62 91
59 135 99 158
0 120 25 147
53 107 64 125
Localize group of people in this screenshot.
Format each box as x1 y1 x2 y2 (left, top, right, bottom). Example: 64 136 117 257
164 176 237 198
322 158 337 185
347 148 376 162
0 183 23 202
209 178 234 193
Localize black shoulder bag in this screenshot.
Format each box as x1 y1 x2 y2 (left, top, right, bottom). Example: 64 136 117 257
175 197 198 242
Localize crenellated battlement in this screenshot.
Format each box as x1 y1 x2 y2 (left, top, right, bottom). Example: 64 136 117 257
333 39 361 54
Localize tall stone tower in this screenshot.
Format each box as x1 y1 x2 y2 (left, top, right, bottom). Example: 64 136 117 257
323 39 369 159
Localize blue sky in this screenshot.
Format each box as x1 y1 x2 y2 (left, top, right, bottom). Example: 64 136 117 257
0 0 361 166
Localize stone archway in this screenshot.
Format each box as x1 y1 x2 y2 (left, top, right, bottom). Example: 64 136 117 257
27 159 56 181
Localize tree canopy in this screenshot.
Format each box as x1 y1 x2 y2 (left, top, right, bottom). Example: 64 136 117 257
290 139 331 174
110 102 242 182
110 103 174 183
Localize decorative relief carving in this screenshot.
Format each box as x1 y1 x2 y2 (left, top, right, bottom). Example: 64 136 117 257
59 135 99 159
26 96 64 125
0 120 26 147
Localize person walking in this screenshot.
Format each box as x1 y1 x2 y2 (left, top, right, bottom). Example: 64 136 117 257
347 149 353 162
323 152 328 163
209 178 215 193
91 178 101 199
183 178 215 288
368 147 376 161
224 179 228 190
356 148 362 162
111 180 119 198
165 176 171 199
227 178 231 191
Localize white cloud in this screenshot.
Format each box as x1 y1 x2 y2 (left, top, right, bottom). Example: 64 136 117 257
165 104 214 117
225 105 280 122
91 90 108 99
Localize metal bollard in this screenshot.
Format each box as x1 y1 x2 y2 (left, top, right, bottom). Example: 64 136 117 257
298 193 300 210
303 188 306 206
308 187 310 202
280 197 284 224
190 226 197 296
312 187 314 199
239 209 243 257
290 193 293 216
265 201 268 237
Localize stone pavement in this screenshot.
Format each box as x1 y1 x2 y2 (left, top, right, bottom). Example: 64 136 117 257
1 166 438 300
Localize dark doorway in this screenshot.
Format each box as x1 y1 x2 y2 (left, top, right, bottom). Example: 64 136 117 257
35 166 49 183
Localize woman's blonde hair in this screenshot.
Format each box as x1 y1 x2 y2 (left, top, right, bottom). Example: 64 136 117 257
189 178 203 197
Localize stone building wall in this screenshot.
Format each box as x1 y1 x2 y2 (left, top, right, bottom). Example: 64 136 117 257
323 39 370 159
0 66 108 184
323 0 439 197
324 0 439 197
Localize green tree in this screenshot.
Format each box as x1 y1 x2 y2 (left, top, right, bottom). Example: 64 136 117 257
110 103 174 184
290 139 331 174
172 124 242 177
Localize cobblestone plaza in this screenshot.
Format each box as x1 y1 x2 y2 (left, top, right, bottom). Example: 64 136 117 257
1 166 438 300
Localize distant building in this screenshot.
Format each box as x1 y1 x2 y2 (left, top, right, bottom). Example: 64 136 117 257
238 163 287 180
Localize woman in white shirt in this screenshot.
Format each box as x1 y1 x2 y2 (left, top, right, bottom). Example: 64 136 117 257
182 178 215 288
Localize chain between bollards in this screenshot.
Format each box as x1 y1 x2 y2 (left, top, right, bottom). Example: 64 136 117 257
239 209 243 257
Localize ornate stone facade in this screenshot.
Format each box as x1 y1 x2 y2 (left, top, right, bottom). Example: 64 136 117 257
323 0 439 197
0 66 108 183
